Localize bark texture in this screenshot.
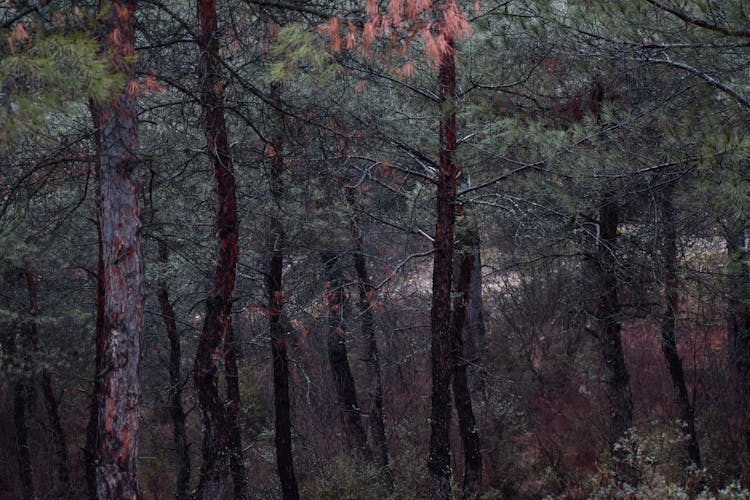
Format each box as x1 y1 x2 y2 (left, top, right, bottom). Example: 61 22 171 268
658 186 702 469
267 120 300 500
156 244 190 500
193 0 244 496
321 252 369 454
594 200 634 470
93 0 144 497
429 31 458 500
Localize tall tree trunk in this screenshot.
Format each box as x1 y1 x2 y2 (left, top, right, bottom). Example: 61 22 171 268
658 185 702 469
725 223 750 458
451 223 482 499
25 266 72 499
11 319 35 500
193 0 244 496
93 0 144 496
266 128 300 500
224 324 248 498
350 205 391 479
84 208 105 500
14 374 34 500
156 243 191 500
464 243 486 400
321 252 369 455
429 29 458 500
594 200 634 475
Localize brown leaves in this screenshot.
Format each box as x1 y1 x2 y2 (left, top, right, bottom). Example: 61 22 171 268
268 20 280 40
127 80 138 96
114 2 131 22
141 76 163 93
363 20 377 49
366 0 380 18
319 17 342 52
7 22 30 51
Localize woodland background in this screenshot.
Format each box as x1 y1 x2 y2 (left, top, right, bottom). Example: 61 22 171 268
2 0 750 498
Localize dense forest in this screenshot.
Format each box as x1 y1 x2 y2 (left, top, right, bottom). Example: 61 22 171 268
2 0 750 498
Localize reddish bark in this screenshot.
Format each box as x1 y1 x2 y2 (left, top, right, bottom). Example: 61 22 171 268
429 31 458 500
193 0 245 496
321 252 369 455
267 118 300 500
156 243 191 500
92 0 144 497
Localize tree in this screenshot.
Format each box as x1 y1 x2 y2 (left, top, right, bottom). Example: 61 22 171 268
265 97 300 499
156 241 191 499
193 0 247 497
91 0 145 496
321 251 370 454
593 198 634 469
657 179 702 471
348 186 392 480
450 211 483 498
25 265 73 499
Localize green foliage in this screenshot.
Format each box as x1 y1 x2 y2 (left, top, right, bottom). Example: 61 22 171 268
0 33 120 144
301 443 435 499
268 24 338 86
588 421 750 499
301 453 393 499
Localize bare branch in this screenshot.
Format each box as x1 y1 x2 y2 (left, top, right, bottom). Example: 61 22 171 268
645 0 750 38
639 57 750 110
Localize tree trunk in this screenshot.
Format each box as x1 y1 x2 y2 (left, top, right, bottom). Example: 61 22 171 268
658 185 702 469
725 223 750 457
464 243 486 400
14 375 34 500
156 244 190 500
594 200 634 474
349 201 392 479
266 128 300 500
11 317 35 500
451 225 483 499
25 267 72 499
429 30 458 500
84 208 105 500
93 0 144 497
321 252 369 455
224 324 248 499
193 0 243 496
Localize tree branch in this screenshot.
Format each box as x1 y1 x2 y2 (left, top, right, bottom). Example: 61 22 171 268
639 57 750 110
646 0 750 38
